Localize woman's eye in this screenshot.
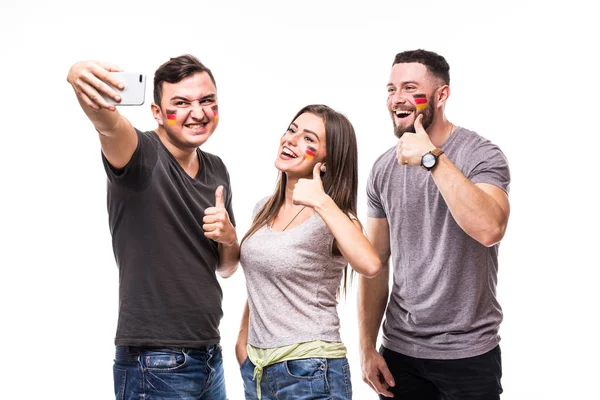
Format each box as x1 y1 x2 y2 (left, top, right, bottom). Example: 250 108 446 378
305 136 314 143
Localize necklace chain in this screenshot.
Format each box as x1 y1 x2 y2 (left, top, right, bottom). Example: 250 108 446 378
281 206 307 232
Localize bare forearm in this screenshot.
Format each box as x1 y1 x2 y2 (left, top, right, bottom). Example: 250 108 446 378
235 301 250 363
314 196 382 277
431 155 509 246
216 240 240 278
358 263 389 350
76 93 124 133
76 95 138 169
239 301 249 340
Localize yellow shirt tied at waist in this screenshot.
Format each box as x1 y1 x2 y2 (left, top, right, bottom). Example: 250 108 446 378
247 340 347 399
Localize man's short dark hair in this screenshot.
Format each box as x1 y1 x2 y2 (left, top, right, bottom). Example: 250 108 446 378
153 54 216 106
393 49 450 86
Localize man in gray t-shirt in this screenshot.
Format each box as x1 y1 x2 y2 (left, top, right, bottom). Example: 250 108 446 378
359 50 510 400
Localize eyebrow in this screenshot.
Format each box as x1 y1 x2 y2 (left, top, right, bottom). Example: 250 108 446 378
170 94 216 102
387 80 419 87
290 122 319 139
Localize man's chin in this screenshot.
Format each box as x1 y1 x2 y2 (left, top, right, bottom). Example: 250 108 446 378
394 125 415 138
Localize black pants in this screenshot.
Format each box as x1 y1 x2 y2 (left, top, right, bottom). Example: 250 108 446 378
379 345 503 400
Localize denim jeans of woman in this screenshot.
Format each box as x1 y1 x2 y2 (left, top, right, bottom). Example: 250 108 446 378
240 357 352 400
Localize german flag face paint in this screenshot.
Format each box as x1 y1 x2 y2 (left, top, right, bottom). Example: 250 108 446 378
211 105 219 122
166 109 177 125
413 94 428 111
305 146 317 161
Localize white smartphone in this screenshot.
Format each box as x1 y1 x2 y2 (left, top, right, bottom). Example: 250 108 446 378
102 72 146 106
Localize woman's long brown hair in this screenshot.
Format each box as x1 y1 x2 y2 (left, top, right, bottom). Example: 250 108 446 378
241 104 359 296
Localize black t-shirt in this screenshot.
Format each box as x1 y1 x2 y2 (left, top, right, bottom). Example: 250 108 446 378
102 129 236 347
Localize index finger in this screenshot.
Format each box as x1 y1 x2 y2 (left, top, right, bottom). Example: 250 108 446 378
91 63 125 89
80 70 122 103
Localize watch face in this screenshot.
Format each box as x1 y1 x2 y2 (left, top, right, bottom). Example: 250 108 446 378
422 153 436 168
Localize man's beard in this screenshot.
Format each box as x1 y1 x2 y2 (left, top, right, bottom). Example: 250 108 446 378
393 102 435 138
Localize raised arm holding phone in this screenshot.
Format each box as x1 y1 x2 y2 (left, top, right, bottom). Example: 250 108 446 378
67 55 238 400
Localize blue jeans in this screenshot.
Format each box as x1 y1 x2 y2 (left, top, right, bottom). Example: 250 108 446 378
113 345 226 400
240 357 352 399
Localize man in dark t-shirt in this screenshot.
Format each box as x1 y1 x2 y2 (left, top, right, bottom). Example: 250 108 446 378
67 55 238 400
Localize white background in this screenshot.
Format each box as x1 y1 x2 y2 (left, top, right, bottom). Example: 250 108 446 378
1 0 598 399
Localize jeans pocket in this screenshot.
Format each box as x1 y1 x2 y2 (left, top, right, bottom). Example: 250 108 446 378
284 358 327 380
240 357 251 370
144 349 187 371
113 367 127 400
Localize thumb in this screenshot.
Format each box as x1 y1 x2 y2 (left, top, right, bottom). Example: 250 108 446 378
380 362 396 387
313 162 322 181
215 185 225 208
99 61 123 72
414 113 425 134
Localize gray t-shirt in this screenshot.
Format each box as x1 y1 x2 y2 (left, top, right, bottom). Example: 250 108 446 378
367 127 510 360
102 129 235 348
240 198 348 348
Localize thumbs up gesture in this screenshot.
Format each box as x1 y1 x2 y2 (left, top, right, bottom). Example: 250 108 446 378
203 185 237 246
292 162 328 208
396 114 435 167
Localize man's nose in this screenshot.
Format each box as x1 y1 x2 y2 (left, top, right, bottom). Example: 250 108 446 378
391 90 407 106
190 103 206 120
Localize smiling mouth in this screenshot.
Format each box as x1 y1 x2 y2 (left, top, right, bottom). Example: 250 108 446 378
394 110 414 119
185 122 207 130
281 146 298 158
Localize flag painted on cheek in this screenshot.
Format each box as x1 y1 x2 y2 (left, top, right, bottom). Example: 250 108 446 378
211 105 219 122
166 109 177 125
305 146 316 160
413 94 428 111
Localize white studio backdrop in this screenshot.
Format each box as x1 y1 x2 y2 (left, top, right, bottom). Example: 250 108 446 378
1 0 598 399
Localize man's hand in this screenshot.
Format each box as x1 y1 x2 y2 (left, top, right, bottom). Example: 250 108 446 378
361 347 395 397
396 114 435 167
203 186 237 246
67 60 124 111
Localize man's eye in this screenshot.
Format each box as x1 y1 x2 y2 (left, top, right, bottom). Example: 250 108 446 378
175 101 188 106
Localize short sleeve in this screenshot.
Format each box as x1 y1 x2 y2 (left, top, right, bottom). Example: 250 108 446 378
367 165 386 218
252 196 271 219
101 129 158 192
224 166 237 227
467 141 511 195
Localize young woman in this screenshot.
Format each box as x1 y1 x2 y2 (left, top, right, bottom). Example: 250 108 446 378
236 104 382 399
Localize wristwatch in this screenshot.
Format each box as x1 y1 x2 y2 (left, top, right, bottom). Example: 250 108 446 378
420 148 444 171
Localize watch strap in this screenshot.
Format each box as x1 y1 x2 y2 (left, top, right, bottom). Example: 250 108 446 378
431 148 444 157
